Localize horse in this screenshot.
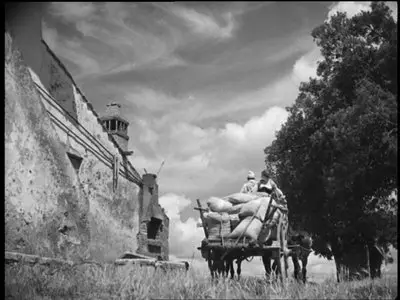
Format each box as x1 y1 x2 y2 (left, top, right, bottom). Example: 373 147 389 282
207 248 226 280
208 249 247 281
289 234 313 283
225 253 255 280
262 233 313 283
225 212 289 282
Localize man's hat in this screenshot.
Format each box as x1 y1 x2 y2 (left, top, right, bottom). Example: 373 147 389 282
247 171 255 179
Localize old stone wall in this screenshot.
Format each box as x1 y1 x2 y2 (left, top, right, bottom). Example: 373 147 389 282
137 174 169 260
5 3 170 263
40 43 78 122
5 31 90 261
27 43 143 262
5 29 143 263
160 216 170 259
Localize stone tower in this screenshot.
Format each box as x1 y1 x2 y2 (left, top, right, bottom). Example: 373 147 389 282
100 102 130 152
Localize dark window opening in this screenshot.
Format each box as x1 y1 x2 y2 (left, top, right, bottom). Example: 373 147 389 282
147 217 162 239
67 152 83 172
110 119 116 131
148 245 161 254
148 186 154 195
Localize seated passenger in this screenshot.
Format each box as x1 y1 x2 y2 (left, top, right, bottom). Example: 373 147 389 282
252 170 286 204
240 171 258 193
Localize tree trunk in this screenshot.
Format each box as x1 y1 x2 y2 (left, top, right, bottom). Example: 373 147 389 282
334 243 370 281
365 244 371 279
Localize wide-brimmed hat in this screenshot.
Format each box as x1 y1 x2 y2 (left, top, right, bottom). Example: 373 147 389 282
247 171 255 179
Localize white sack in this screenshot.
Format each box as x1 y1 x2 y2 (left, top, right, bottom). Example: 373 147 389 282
228 203 244 214
207 197 233 213
227 216 263 240
224 193 259 205
220 213 231 238
239 197 270 221
204 212 229 239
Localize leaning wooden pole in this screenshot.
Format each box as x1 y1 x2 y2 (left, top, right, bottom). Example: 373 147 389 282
196 199 209 239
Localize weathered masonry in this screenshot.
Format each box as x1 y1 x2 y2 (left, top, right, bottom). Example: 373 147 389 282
5 3 169 262
137 174 169 260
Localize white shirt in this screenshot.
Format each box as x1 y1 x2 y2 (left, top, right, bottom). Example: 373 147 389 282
240 179 257 193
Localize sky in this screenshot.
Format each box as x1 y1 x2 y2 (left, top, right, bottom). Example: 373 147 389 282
42 1 398 274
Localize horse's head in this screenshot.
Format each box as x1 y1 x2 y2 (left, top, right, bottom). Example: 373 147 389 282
385 251 394 264
301 236 313 250
290 233 313 249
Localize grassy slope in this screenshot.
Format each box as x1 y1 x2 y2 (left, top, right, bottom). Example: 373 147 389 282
5 260 397 300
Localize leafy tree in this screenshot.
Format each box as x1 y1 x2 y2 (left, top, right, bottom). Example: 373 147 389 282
265 2 397 276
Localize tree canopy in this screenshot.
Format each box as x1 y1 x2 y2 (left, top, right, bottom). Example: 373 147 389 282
265 2 397 257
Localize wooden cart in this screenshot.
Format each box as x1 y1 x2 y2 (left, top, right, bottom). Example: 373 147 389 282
195 198 297 282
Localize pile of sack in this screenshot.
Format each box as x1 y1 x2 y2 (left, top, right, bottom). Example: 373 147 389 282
200 192 281 242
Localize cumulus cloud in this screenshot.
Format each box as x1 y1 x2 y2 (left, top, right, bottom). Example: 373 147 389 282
328 2 397 21
126 97 289 199
386 2 398 20
292 46 321 82
292 1 385 84
134 107 287 260
159 193 204 258
327 1 371 19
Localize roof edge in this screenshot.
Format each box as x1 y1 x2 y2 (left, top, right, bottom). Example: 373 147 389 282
41 39 142 184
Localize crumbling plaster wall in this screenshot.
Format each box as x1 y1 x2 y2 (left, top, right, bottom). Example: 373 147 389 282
5 28 141 263
137 174 169 260
5 31 90 261
28 43 142 262
5 2 169 262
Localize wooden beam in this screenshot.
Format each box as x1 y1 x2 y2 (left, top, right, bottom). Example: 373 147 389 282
123 151 134 156
196 199 208 239
194 207 208 212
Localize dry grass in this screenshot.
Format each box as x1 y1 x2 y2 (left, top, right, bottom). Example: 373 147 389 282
5 261 397 300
